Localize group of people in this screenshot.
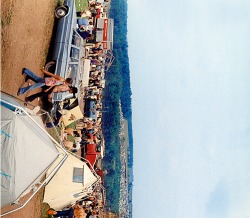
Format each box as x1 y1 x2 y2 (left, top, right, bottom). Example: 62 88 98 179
17 1 110 214
47 191 102 218
77 17 95 40
76 6 100 41
58 115 103 155
60 126 82 152
17 21 106 157
17 66 106 216
78 193 101 218
18 68 81 151
76 0 110 42
18 68 78 103
86 44 106 91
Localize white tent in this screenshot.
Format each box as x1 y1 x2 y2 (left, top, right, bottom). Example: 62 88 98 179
0 93 68 215
43 153 99 210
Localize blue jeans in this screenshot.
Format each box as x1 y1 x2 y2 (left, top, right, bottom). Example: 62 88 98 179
26 91 48 102
19 68 45 94
54 208 74 217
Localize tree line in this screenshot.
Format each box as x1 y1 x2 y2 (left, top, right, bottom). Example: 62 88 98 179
102 0 134 213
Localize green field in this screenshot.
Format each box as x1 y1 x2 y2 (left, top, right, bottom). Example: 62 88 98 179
75 0 89 11
58 0 88 11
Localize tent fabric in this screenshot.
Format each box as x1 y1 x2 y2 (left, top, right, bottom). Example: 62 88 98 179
61 106 84 127
1 98 60 207
43 153 98 210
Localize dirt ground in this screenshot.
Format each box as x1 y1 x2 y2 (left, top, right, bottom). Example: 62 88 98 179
1 0 58 217
1 0 57 101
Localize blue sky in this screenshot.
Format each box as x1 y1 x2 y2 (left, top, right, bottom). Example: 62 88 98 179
127 0 250 217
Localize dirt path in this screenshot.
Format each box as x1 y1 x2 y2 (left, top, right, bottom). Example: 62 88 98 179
1 0 57 101
1 0 57 217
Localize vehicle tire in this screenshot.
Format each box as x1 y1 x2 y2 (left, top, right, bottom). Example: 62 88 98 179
44 61 56 73
55 6 68 18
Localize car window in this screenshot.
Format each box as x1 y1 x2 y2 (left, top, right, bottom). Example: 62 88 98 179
72 30 81 47
72 167 84 183
68 63 78 84
70 47 80 62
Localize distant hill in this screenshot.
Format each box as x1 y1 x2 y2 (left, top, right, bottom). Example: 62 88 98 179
102 0 134 215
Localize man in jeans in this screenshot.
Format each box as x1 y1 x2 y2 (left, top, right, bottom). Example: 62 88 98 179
25 84 78 102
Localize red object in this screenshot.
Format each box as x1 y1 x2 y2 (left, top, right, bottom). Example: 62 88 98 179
85 143 100 167
102 42 107 49
95 169 104 184
102 18 108 41
96 169 103 177
85 154 97 167
86 143 100 154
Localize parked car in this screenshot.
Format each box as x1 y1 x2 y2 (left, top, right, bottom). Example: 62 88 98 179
45 0 84 102
84 99 98 120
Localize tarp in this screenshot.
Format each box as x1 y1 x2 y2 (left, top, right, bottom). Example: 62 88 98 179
43 153 98 210
61 106 84 127
1 99 60 207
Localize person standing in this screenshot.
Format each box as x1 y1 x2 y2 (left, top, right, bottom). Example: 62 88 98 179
18 68 72 95
24 83 77 102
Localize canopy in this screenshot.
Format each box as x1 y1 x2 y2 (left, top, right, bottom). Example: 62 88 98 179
1 94 63 208
43 153 99 210
61 106 84 127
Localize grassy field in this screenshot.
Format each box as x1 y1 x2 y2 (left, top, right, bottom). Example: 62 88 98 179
58 0 88 12
75 0 89 11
